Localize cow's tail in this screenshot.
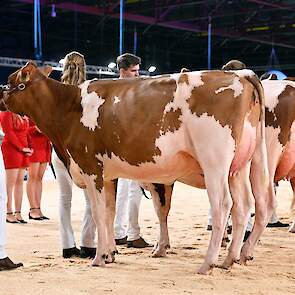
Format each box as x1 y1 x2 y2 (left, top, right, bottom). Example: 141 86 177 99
245 74 265 135
245 73 269 183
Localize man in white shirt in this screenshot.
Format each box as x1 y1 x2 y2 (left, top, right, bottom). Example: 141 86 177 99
114 53 152 248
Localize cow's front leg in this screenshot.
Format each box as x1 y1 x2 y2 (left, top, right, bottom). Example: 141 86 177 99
104 180 117 263
84 173 108 267
149 183 172 257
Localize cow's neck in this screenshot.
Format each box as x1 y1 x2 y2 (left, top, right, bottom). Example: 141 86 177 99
23 78 81 156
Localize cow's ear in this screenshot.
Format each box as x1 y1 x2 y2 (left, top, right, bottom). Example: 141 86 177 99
17 62 37 83
39 65 53 77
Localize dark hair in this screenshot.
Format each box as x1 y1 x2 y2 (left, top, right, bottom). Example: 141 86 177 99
117 53 141 70
222 60 246 70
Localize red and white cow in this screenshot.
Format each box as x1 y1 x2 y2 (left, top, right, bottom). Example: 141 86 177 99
262 77 295 233
0 62 269 274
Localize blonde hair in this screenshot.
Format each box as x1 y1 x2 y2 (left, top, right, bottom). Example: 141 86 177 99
61 51 86 85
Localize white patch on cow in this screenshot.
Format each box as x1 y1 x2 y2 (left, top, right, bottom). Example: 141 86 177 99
215 77 243 98
66 149 86 188
79 80 105 131
165 72 204 114
228 69 256 78
262 79 294 112
85 146 88 153
114 96 120 104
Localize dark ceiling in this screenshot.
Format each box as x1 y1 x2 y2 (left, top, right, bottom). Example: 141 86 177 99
1 0 295 76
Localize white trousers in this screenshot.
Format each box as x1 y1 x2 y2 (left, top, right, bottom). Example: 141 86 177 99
52 151 96 249
0 150 7 258
114 179 143 241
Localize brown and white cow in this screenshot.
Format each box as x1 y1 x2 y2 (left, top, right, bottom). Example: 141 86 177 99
262 77 295 233
0 62 269 274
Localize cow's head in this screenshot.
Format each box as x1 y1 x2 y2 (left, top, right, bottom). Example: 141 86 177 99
0 62 52 114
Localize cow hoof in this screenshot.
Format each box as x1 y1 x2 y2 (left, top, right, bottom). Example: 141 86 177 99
91 258 106 267
288 222 295 233
151 248 167 258
239 255 253 265
197 262 214 275
105 253 115 264
221 256 235 269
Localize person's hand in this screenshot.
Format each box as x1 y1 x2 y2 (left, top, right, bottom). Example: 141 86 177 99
22 147 33 157
35 126 42 133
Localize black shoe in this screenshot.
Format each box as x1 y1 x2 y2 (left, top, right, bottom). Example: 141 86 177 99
0 257 23 271
207 225 212 231
62 247 80 258
6 212 19 224
127 237 153 248
267 221 289 228
28 213 43 221
80 247 96 259
16 218 28 224
41 216 50 220
115 236 127 245
6 219 19 224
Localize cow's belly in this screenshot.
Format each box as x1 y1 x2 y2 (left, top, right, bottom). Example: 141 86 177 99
230 120 256 175
275 122 295 181
103 151 204 185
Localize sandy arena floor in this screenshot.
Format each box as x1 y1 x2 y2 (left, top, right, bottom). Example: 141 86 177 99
0 179 294 295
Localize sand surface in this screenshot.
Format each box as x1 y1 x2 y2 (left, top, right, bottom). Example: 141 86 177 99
1 180 295 295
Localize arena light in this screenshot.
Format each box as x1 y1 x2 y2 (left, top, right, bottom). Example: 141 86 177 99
148 66 156 73
59 58 65 65
52 66 62 71
51 4 56 18
108 62 116 69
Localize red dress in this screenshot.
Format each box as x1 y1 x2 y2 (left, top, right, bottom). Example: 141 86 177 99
28 120 51 163
0 112 31 169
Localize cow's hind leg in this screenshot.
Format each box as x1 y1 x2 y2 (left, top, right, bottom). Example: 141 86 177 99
149 184 173 257
84 174 108 267
222 163 252 269
104 180 117 263
198 169 233 274
289 178 295 233
240 146 269 264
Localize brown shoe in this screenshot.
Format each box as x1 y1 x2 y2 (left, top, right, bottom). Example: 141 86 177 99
127 237 153 248
0 257 23 271
115 236 127 245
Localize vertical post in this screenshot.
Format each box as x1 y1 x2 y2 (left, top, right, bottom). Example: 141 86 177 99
34 0 42 60
207 16 212 70
133 26 137 55
37 0 42 59
119 0 124 55
34 0 38 58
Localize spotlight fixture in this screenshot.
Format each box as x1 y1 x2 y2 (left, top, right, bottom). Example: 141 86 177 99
108 62 116 69
148 66 156 73
51 4 56 18
59 58 65 65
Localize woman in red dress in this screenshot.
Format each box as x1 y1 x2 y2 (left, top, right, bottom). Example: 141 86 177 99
26 120 51 220
0 112 33 223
